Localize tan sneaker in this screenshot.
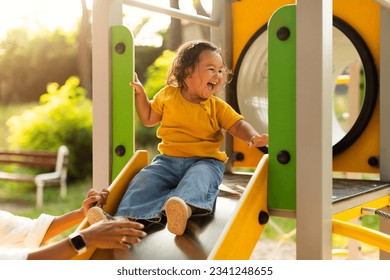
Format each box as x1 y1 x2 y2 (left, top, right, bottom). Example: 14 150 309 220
87 206 114 225
87 206 129 225
165 197 192 235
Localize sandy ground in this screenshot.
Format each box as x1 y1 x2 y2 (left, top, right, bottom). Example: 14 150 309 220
250 235 380 260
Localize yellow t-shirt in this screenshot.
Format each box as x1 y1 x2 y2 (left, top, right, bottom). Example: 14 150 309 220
150 86 243 162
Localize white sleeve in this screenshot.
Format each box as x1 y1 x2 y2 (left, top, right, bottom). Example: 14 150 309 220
0 211 55 252
24 214 56 248
0 248 29 260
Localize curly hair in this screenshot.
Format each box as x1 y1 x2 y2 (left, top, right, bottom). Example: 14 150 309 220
166 41 232 90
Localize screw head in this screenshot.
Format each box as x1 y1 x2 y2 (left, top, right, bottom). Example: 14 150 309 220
115 43 126 54
277 27 290 41
115 145 126 157
235 152 245 161
368 156 379 168
277 150 291 164
258 211 269 225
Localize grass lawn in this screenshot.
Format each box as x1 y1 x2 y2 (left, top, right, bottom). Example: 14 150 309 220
0 178 92 217
0 178 93 240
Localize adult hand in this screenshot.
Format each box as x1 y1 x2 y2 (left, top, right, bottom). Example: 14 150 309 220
80 220 147 250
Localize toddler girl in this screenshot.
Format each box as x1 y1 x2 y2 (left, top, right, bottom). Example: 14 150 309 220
88 40 268 235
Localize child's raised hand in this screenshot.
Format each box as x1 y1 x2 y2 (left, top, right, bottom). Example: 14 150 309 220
130 72 145 95
249 134 268 148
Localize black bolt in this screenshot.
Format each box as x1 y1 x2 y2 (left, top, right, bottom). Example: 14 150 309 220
277 150 290 164
368 156 379 168
277 27 290 41
235 152 245 161
115 43 126 54
258 211 269 225
115 145 126 157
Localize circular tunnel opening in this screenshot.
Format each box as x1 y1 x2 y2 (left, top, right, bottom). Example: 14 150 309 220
232 16 378 156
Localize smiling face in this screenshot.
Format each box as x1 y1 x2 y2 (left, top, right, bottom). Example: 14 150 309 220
182 50 224 103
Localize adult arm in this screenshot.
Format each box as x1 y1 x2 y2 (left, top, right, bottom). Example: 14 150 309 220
41 189 109 243
28 220 146 260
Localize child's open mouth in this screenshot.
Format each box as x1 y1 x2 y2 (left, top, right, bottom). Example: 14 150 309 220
207 81 217 90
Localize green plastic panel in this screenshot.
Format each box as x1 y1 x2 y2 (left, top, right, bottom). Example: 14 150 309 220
268 5 296 211
111 26 135 181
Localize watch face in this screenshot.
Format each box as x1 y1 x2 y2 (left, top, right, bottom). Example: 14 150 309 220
71 235 86 250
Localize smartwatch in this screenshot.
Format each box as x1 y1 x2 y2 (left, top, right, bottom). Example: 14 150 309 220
68 232 87 255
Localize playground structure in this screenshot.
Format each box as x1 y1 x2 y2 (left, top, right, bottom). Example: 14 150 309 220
77 0 390 260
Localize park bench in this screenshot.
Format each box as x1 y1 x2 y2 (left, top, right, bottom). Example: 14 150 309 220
0 145 69 208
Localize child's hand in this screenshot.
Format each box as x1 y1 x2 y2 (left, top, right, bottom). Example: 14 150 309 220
249 134 268 147
130 72 145 95
81 188 109 216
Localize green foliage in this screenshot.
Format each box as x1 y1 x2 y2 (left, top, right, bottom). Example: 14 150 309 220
362 215 379 231
0 27 78 103
143 50 175 98
6 76 92 180
135 50 175 150
134 45 164 84
0 103 33 149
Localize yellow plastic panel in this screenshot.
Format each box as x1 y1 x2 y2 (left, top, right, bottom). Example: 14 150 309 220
209 155 269 260
332 0 380 173
232 0 294 169
232 0 381 173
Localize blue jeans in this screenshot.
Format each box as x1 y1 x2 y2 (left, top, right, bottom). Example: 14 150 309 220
115 154 224 221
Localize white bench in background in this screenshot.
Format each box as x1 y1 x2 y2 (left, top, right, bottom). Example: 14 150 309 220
0 145 69 207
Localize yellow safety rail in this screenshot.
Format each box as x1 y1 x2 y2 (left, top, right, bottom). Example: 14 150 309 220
333 195 390 221
332 219 390 253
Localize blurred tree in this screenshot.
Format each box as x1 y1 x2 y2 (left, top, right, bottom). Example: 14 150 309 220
193 0 210 39
6 76 92 180
167 0 182 51
78 0 92 98
165 0 210 51
135 45 164 83
143 50 175 98
132 17 166 83
0 28 78 104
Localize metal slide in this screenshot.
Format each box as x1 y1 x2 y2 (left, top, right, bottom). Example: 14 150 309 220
73 152 269 260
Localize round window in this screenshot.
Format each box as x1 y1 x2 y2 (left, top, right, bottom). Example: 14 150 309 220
232 17 378 155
